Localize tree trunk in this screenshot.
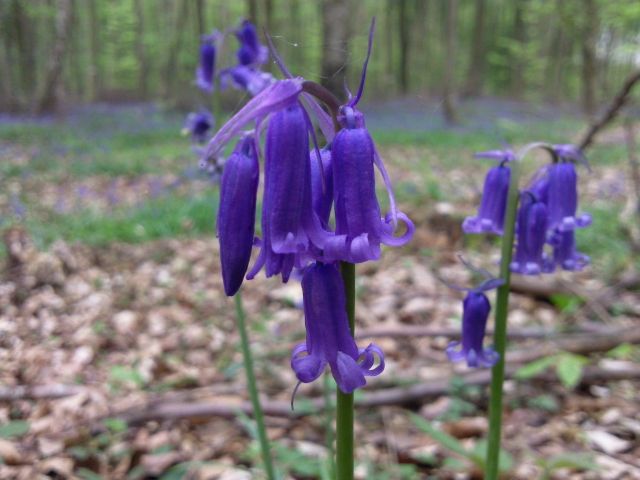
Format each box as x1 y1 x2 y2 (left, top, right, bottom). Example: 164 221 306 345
37 0 74 113
246 0 258 23
398 0 410 94
320 0 352 99
88 0 102 100
509 0 526 96
195 0 205 35
442 0 458 125
133 0 149 98
11 0 36 104
581 0 598 119
463 0 486 97
163 0 190 99
415 0 429 95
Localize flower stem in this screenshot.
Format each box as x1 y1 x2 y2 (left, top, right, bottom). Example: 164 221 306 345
323 372 336 478
485 159 521 480
336 261 356 480
234 292 276 480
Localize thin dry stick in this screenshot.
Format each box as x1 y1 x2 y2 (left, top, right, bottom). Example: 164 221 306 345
578 69 640 150
69 326 639 430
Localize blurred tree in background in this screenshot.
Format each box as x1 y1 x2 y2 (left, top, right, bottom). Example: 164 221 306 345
0 0 638 115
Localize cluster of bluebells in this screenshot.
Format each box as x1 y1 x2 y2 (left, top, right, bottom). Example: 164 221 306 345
450 144 592 369
182 20 276 178
209 21 414 394
464 145 591 275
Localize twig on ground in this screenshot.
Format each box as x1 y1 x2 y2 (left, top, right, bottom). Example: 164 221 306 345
67 326 639 429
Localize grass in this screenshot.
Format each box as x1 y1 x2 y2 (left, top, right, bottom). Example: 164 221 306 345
18 191 218 250
0 104 634 277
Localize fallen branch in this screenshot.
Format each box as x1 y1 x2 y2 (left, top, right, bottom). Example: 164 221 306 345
579 69 640 150
0 384 85 402
356 325 555 340
93 326 640 425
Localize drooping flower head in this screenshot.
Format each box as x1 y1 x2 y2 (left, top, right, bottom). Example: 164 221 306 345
510 192 552 275
196 31 219 93
217 136 260 295
247 101 338 281
325 18 414 263
291 262 384 393
446 275 502 368
463 150 513 235
547 160 592 232
183 110 214 144
235 20 268 67
549 229 590 271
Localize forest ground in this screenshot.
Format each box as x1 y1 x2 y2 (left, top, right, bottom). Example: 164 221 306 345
0 99 638 479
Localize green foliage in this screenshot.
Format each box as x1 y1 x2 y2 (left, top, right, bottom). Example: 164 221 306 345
537 452 598 479
515 352 589 389
409 413 514 475
108 365 146 390
607 343 640 361
0 420 30 439
550 293 584 314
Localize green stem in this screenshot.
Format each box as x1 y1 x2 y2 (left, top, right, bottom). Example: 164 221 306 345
323 372 336 478
336 262 356 480
235 293 276 480
485 143 556 479
485 159 521 480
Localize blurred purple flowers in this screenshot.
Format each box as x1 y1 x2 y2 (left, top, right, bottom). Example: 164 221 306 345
464 145 591 275
183 110 214 144
196 32 218 93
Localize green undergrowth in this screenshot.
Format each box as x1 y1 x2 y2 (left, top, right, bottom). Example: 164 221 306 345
12 191 219 251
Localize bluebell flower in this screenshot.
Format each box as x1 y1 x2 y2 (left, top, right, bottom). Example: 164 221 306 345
511 193 553 275
324 20 414 263
463 162 511 235
550 229 590 271
247 102 337 281
235 20 268 67
446 279 502 368
217 136 259 296
291 262 384 393
183 110 214 143
547 161 592 232
196 32 218 93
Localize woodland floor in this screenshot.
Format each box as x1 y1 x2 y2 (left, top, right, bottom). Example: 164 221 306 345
0 101 638 479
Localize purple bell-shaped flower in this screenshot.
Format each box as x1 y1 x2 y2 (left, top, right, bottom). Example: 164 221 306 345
247 102 337 281
235 20 268 67
323 21 413 263
550 229 590 271
196 33 217 93
511 193 552 275
547 161 591 231
183 110 214 144
463 163 511 235
291 262 384 393
217 137 259 296
447 289 499 368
